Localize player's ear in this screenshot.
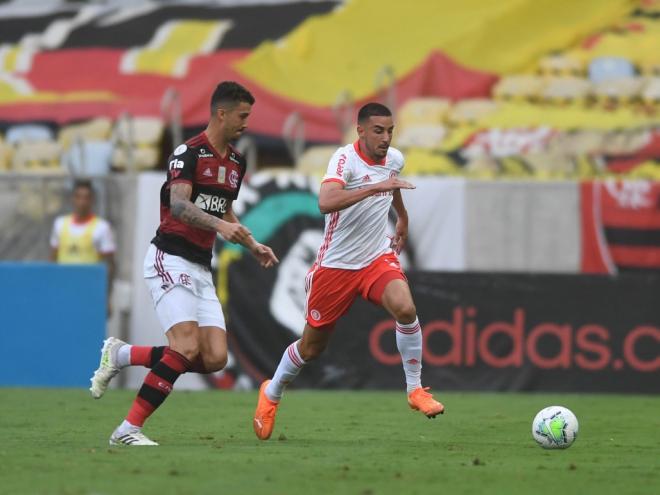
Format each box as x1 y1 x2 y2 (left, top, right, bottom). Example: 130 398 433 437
356 124 365 138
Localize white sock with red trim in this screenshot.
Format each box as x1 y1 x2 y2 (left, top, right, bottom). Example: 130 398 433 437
396 318 422 393
265 340 306 402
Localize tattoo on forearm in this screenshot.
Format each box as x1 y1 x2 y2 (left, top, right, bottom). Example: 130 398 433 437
171 200 219 231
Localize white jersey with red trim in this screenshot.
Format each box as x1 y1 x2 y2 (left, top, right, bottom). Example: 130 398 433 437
316 141 405 269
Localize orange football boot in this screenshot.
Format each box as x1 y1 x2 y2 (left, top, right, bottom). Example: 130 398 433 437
408 387 445 418
253 380 280 440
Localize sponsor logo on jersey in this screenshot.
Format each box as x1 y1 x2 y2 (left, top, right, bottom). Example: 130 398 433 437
194 193 228 213
173 144 187 156
169 158 184 170
229 152 240 165
198 147 214 158
229 169 239 188
336 154 346 176
203 168 213 177
310 309 321 321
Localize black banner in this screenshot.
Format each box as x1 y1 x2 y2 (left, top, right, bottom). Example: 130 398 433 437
228 268 660 393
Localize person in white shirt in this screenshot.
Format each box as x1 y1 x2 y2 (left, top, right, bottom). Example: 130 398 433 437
50 179 116 313
253 103 444 441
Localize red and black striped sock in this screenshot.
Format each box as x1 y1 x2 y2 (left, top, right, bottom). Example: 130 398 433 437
130 346 167 368
125 348 191 427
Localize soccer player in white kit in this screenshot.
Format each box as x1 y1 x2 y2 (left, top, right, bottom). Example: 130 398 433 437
253 103 444 440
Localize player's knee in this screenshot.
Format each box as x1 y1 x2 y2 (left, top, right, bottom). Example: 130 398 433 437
204 352 227 373
393 302 417 324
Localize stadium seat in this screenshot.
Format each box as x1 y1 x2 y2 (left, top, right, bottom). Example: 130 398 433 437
593 76 644 104
399 149 461 176
114 116 164 147
11 140 64 173
295 145 338 176
5 124 53 144
588 56 636 83
111 146 160 171
393 124 446 150
492 75 545 102
538 54 583 77
540 77 592 104
447 99 499 125
397 97 451 127
62 140 113 176
0 141 13 171
58 118 113 149
641 77 660 104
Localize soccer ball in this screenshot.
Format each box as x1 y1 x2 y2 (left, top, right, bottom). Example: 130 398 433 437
532 406 579 449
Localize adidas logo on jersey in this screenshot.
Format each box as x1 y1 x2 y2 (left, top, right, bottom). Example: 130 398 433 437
362 174 371 183
203 168 213 177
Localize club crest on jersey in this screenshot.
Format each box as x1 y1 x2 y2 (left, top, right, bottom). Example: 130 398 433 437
198 147 214 158
229 169 239 188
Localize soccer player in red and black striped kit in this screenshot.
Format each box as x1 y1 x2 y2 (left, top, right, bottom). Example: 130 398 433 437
90 81 278 446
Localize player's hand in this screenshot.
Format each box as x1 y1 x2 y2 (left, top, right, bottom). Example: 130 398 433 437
390 217 408 254
217 220 252 244
250 242 279 268
374 177 415 193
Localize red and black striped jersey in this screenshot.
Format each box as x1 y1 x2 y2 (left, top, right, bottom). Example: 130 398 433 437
152 131 246 268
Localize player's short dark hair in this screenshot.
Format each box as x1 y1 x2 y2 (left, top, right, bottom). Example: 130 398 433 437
210 81 255 114
73 179 94 195
357 102 392 124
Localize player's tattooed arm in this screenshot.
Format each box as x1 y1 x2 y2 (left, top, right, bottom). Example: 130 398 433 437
170 183 253 244
170 182 223 231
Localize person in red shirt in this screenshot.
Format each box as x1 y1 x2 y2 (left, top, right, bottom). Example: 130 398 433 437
90 81 278 446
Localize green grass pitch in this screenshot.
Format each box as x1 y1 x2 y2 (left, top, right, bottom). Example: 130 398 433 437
0 389 658 495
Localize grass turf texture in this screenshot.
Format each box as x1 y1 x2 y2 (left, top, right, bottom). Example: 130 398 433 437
0 389 658 495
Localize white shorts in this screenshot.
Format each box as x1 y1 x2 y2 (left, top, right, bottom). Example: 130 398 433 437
143 244 226 332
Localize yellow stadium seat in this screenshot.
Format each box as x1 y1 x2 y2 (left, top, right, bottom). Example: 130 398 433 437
58 118 113 149
397 97 451 127
399 149 461 176
593 77 644 104
11 140 64 173
114 117 164 147
492 75 545 102
295 145 338 177
447 99 498 125
393 124 446 150
540 77 592 104
627 160 660 180
111 146 160 171
0 141 13 171
538 54 583 77
641 77 660 104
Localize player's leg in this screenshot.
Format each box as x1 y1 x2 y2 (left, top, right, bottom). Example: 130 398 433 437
109 285 200 446
378 277 444 418
254 322 333 440
90 339 167 398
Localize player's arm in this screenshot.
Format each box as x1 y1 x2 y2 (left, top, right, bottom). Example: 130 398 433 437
390 189 409 255
170 182 251 245
223 202 279 268
100 252 115 315
318 177 415 214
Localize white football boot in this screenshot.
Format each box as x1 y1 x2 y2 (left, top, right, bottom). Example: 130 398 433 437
109 426 159 446
89 337 126 399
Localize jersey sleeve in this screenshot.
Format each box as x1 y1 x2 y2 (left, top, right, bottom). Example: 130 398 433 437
95 220 116 255
390 147 405 174
322 149 352 186
167 144 198 184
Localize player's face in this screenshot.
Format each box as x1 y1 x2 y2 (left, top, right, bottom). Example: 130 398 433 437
219 101 252 140
357 116 394 161
72 187 93 217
